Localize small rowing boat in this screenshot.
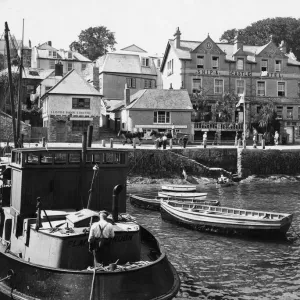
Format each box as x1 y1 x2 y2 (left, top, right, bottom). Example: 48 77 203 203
160 200 293 238
129 194 219 211
158 191 207 198
161 185 197 192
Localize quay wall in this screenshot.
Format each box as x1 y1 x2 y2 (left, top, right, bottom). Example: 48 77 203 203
127 148 300 178
128 148 237 178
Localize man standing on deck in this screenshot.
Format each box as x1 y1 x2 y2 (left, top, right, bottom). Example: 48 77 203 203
88 211 115 267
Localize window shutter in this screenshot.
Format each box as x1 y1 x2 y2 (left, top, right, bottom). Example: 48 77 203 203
154 111 157 123
126 78 130 87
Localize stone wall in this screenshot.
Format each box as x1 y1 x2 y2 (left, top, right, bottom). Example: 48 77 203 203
128 148 237 178
238 148 300 177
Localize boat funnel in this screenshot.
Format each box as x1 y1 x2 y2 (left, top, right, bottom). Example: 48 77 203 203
112 185 123 222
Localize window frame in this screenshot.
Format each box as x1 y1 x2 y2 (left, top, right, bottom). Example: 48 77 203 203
144 79 152 89
236 79 245 95
277 81 286 97
68 52 72 59
212 56 219 69
72 120 91 132
167 59 174 75
236 58 244 70
197 55 204 69
141 57 150 67
153 111 171 124
192 78 202 93
214 78 224 94
81 63 87 71
275 60 282 72
261 59 268 72
49 60 55 69
67 62 73 72
72 98 91 109
276 106 283 119
287 106 293 119
126 77 136 89
257 80 266 97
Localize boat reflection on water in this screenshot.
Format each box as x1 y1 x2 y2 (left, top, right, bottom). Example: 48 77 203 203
0 147 180 300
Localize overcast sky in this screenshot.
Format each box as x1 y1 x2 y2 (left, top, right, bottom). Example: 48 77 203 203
1 0 299 56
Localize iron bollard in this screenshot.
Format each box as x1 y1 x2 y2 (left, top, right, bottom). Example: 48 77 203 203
110 138 113 148
102 140 106 147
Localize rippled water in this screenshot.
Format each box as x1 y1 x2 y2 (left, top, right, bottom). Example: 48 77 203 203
127 179 300 300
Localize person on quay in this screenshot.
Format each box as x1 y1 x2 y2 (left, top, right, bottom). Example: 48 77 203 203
88 210 115 267
162 133 168 149
274 131 279 145
183 135 189 148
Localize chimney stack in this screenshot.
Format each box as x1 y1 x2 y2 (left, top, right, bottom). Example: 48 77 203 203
28 40 31 48
233 31 243 53
124 84 130 107
174 27 181 49
279 40 287 54
48 41 52 47
93 66 100 91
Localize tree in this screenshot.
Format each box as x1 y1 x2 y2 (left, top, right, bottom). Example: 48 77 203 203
251 100 280 143
215 92 239 122
69 26 117 61
220 17 300 60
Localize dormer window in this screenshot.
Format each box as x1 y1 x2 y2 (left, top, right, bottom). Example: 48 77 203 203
212 57 219 69
197 56 204 69
237 58 244 70
53 51 57 58
141 57 150 67
48 50 52 57
68 52 72 59
167 59 174 75
275 60 282 72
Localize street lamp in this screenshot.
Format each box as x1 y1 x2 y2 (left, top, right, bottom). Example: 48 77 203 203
236 93 246 148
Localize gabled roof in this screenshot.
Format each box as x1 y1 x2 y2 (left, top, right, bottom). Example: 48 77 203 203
161 34 300 71
41 69 101 99
120 89 193 111
120 44 147 53
37 42 57 51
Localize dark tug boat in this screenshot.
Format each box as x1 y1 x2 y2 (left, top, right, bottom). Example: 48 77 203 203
0 147 180 299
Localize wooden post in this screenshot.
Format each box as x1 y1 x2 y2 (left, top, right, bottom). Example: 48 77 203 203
110 138 113 148
133 138 136 149
87 125 93 147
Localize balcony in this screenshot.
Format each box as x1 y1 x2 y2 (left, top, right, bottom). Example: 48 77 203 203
193 122 243 131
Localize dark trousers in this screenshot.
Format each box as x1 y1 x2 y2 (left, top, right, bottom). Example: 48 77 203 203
92 246 110 266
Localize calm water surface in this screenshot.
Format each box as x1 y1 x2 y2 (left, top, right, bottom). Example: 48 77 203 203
127 179 300 300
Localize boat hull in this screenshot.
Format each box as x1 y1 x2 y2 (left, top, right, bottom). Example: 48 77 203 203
161 185 196 192
129 194 219 211
160 202 293 238
0 227 180 300
158 192 207 198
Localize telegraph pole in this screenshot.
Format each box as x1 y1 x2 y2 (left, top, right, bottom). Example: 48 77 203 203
4 21 18 147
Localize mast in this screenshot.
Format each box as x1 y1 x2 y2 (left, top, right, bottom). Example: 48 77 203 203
17 19 24 144
4 21 18 148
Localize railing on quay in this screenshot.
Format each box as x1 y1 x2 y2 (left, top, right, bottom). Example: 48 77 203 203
193 122 243 131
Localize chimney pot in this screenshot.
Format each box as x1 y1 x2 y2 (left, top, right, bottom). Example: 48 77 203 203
48 41 52 47
174 27 181 49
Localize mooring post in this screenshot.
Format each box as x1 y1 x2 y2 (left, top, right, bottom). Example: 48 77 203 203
102 139 106 147
110 138 113 148
133 138 136 149
87 125 93 147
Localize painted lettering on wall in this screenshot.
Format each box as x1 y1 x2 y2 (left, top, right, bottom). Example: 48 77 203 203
113 235 133 242
50 110 91 115
196 69 220 76
67 239 89 248
230 71 252 77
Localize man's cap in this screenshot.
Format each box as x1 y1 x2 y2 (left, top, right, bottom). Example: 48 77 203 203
99 210 110 217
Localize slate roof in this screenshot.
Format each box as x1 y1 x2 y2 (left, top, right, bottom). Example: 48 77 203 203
162 37 300 69
0 67 54 80
94 52 157 75
120 44 147 53
123 89 193 110
41 69 101 99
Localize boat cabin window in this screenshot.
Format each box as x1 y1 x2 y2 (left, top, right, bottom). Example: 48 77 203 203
103 152 114 164
25 153 39 164
115 153 125 164
40 153 53 164
54 153 67 164
86 153 92 163
93 153 102 163
69 153 81 164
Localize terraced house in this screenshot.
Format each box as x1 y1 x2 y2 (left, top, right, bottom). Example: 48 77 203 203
160 27 300 143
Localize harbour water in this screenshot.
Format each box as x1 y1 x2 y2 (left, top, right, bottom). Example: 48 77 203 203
127 178 300 300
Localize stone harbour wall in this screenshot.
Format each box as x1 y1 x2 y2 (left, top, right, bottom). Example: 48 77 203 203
238 149 300 177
